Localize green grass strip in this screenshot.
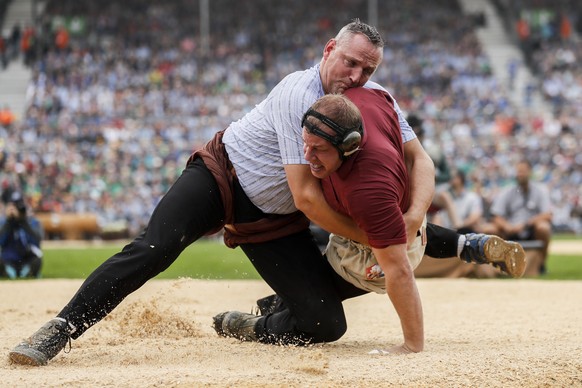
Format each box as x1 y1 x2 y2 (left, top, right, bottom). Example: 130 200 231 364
5 239 581 280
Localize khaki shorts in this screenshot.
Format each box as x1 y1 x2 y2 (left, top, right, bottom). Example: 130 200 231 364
325 217 427 294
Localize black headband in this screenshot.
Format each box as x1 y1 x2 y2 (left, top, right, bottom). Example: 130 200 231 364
301 108 362 157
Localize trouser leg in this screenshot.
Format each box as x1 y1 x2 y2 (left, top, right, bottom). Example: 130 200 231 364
240 231 345 344
424 222 460 258
240 229 367 345
58 158 224 338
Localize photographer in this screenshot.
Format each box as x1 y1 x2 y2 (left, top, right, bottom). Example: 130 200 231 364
0 189 43 279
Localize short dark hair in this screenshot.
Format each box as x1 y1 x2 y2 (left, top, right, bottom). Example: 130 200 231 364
454 170 466 186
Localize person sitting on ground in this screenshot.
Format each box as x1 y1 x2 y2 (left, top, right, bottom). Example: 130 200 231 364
0 189 43 279
432 169 484 234
487 159 552 274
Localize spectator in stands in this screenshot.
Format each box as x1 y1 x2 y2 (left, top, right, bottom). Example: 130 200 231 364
0 188 43 279
0 105 16 128
3 0 580 239
20 24 36 67
433 169 484 234
0 34 7 69
9 22 21 60
54 25 69 53
488 159 552 274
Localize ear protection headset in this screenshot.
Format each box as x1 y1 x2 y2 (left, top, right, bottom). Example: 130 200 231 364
301 108 363 158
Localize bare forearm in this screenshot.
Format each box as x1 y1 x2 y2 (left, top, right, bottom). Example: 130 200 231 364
494 216 522 234
528 212 552 225
407 159 434 220
404 139 435 232
385 271 424 352
375 245 424 352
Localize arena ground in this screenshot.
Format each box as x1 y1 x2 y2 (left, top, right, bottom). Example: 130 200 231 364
2 277 581 387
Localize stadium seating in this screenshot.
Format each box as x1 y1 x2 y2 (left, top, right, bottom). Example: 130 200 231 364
1 0 580 240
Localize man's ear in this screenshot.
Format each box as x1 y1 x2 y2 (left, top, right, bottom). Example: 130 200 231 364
322 39 336 59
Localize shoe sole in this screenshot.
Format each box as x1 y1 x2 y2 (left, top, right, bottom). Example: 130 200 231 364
9 346 48 366
484 236 526 278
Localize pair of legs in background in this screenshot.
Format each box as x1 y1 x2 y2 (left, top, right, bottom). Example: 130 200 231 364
0 255 42 279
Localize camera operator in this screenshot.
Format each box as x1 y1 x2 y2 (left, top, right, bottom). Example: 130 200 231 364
0 190 44 279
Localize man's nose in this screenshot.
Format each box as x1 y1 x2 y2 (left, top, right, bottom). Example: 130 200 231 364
349 68 364 85
304 147 314 161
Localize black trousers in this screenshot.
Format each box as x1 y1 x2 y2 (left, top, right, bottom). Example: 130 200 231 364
59 158 225 337
422 223 460 258
58 157 460 343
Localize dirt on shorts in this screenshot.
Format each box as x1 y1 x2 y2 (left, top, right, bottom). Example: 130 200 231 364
1 278 581 387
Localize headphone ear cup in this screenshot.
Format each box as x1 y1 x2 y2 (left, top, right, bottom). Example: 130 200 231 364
341 131 362 156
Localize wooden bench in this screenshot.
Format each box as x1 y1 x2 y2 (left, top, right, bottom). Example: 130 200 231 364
36 213 100 240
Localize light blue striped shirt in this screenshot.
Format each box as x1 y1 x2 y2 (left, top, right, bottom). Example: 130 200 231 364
223 64 415 214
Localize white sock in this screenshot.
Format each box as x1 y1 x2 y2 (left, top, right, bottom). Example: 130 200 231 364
457 235 466 257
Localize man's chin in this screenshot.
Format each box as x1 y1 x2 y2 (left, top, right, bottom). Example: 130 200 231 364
330 83 349 94
310 168 327 179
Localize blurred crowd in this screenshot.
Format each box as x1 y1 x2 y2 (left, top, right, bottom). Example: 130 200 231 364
1 0 581 238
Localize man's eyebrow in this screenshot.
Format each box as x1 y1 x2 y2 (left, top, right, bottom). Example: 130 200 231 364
343 53 359 63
